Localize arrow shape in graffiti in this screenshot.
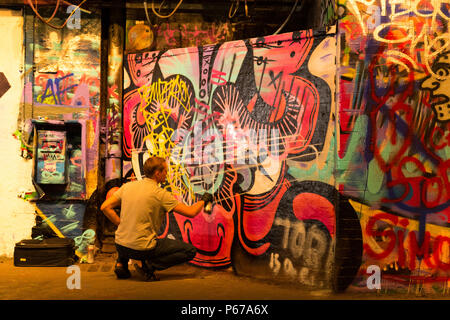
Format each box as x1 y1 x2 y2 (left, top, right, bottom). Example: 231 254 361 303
0 72 11 99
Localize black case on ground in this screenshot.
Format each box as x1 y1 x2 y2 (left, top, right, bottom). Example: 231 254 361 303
14 238 76 267
31 225 58 239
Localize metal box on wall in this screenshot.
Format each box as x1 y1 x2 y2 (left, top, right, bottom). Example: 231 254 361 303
30 119 86 200
35 129 68 185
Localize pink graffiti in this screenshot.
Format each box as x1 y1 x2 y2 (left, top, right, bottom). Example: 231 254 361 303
158 22 231 48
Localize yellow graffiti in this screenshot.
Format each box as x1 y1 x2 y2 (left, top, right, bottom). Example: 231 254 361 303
424 34 450 79
347 0 450 29
385 50 419 72
346 0 377 35
137 76 195 201
37 93 58 105
342 0 450 78
138 75 192 114
385 0 450 23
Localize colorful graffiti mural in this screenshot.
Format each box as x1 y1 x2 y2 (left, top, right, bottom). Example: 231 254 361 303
122 1 450 292
122 27 353 289
338 0 450 293
17 8 237 262
12 0 448 294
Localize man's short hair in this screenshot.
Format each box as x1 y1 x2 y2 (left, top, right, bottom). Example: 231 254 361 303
143 156 166 178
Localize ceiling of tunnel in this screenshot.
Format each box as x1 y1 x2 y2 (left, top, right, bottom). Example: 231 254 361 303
0 0 335 40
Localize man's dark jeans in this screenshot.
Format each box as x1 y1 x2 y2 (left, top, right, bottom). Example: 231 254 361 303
115 238 197 271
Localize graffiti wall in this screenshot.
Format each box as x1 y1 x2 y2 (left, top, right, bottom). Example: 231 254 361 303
3 0 446 294
123 1 450 292
16 9 102 256
338 0 450 293
27 13 101 199
123 27 348 289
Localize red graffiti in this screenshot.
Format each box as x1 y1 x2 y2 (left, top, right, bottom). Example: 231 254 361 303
368 60 415 173
169 168 239 268
364 50 450 211
364 212 450 271
292 192 336 238
158 22 231 48
239 176 290 256
108 84 119 102
193 98 222 132
210 69 227 86
430 123 450 150
383 157 450 209
338 78 363 159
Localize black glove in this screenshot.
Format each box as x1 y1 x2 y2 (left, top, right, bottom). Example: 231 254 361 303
201 192 213 204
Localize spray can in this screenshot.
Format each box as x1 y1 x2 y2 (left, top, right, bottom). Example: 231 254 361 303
204 202 212 214
87 245 95 263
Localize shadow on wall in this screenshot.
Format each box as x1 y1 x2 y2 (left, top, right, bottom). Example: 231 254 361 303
83 178 123 250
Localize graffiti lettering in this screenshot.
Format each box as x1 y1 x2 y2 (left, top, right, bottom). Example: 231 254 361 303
339 0 450 292
430 125 450 150
138 76 192 115
274 217 307 259
37 72 77 105
347 0 450 75
364 213 450 271
348 0 450 31
382 156 450 209
270 217 332 287
171 125 283 167
35 71 100 109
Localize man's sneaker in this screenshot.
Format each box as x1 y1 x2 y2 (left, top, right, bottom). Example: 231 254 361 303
134 262 159 281
114 264 131 279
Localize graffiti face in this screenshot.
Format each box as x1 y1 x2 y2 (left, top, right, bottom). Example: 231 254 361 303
122 28 345 289
421 51 450 122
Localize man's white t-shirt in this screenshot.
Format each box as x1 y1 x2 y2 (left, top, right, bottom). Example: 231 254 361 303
113 178 179 251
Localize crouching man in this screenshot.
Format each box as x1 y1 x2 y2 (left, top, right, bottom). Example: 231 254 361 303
100 156 212 280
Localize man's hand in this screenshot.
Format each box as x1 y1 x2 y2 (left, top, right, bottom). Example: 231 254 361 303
173 193 214 218
201 192 213 204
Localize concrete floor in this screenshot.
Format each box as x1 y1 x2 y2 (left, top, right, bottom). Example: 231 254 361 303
0 253 448 302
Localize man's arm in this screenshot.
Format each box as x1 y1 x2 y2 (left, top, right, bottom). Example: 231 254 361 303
100 195 121 226
167 193 212 218
173 201 205 218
